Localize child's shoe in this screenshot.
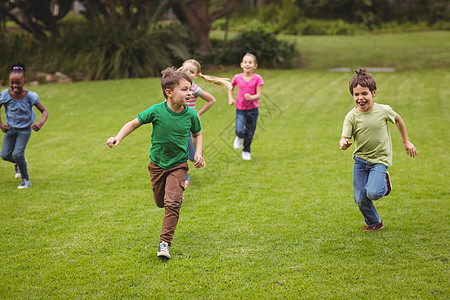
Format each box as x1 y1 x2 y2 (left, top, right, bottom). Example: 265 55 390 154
14 164 21 179
364 220 383 231
185 180 190 188
385 171 392 196
233 136 244 150
242 151 251 160
17 179 32 189
157 241 171 259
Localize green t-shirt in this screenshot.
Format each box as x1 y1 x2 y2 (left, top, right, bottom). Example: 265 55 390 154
342 103 397 167
137 101 201 169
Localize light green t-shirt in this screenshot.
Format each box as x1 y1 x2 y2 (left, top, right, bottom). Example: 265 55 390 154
137 101 201 169
342 103 397 167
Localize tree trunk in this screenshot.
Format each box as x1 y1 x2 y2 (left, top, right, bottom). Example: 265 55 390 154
173 0 237 52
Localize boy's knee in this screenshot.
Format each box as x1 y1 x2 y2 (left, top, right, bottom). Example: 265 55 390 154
367 190 384 201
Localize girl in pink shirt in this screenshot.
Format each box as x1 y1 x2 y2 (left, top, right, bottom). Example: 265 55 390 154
228 53 264 160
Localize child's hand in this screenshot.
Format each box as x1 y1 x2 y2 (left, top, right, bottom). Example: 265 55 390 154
244 93 252 100
31 121 43 131
106 137 120 148
0 123 10 132
194 153 205 169
339 137 352 150
228 98 235 106
404 141 417 158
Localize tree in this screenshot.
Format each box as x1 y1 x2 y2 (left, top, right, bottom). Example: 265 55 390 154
78 0 180 30
0 0 73 40
173 0 237 52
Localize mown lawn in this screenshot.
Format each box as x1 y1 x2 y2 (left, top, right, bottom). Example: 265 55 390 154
0 32 449 298
211 30 450 70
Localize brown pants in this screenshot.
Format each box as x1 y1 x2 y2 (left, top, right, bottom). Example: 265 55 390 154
148 161 188 246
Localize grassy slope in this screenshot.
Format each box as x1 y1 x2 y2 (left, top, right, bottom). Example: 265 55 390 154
0 33 449 298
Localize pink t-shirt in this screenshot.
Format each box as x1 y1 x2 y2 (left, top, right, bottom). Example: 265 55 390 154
231 73 264 110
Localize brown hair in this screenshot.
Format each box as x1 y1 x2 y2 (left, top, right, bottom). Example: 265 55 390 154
349 67 377 95
180 59 232 90
161 67 192 99
243 53 258 65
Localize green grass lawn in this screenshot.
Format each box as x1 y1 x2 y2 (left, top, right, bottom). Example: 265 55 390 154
212 30 450 70
1 30 449 298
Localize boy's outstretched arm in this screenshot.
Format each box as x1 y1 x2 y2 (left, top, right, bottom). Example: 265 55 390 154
395 114 417 157
339 136 353 150
106 118 142 148
191 131 205 169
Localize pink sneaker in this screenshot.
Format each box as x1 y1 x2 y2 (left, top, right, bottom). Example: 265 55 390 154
364 220 383 231
385 171 392 196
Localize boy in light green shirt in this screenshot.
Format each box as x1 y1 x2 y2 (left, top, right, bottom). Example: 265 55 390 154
339 68 417 231
107 67 205 259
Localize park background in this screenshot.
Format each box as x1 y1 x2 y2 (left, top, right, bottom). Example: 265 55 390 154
0 0 449 298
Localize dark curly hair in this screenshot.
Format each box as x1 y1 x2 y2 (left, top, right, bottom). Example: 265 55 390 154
349 67 376 95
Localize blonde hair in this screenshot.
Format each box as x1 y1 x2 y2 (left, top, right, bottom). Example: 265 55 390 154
180 59 232 90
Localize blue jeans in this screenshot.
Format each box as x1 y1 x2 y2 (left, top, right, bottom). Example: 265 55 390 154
1 127 32 180
186 133 195 182
353 157 388 227
235 108 259 153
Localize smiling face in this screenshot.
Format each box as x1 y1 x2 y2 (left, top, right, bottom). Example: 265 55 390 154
9 72 26 97
240 55 257 74
353 85 376 112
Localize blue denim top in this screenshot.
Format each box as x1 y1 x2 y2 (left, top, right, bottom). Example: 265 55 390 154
0 89 39 128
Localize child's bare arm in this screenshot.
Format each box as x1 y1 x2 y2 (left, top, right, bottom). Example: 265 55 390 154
0 104 10 132
395 114 417 157
31 102 49 131
339 136 353 150
197 90 216 118
244 85 262 101
191 132 205 169
228 86 235 105
106 118 142 148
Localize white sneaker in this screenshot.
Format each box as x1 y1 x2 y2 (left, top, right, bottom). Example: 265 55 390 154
242 151 251 160
17 179 32 189
233 137 244 150
157 241 171 259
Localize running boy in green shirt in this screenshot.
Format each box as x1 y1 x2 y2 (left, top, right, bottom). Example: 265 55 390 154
339 68 417 231
106 67 205 259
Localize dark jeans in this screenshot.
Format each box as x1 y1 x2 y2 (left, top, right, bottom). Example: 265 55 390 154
148 161 188 246
1 127 31 180
235 108 259 152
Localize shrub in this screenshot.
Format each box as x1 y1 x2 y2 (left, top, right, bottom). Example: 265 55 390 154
0 32 36 85
31 23 191 80
199 30 298 69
